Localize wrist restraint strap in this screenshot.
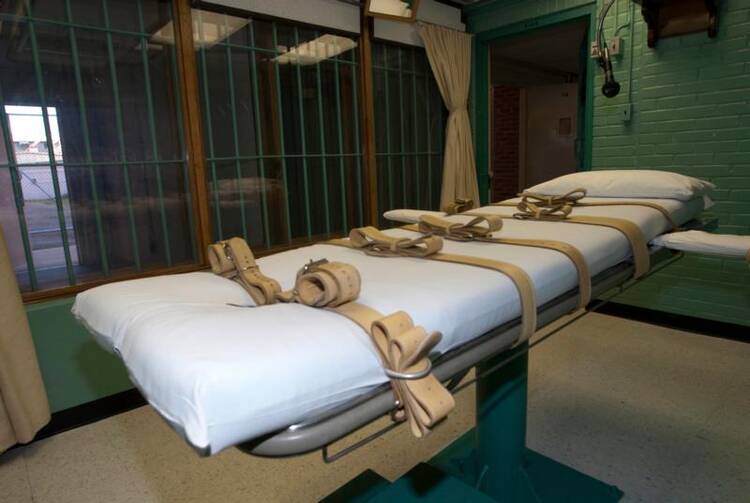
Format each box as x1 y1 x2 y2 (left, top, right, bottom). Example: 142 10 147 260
327 227 538 344
490 189 652 278
404 214 591 309
208 238 282 305
208 239 454 438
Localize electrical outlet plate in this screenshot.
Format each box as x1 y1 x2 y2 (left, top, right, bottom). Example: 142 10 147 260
619 103 632 122
609 36 622 56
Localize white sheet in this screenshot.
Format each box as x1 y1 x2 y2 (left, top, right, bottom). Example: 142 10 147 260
72 197 705 455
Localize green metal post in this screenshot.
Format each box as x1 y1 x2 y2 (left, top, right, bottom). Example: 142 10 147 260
168 27 197 260
224 14 249 241
0 92 37 289
332 50 348 233
271 23 293 244
25 0 76 285
65 0 109 276
382 45 393 211
293 27 312 239
425 67 433 210
475 347 529 500
397 48 406 208
350 49 363 227
196 9 223 240
137 0 172 265
248 20 271 249
101 0 141 270
314 31 331 237
411 48 420 209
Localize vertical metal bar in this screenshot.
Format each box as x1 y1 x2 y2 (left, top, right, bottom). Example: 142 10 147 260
272 22 293 244
411 48 420 209
333 49 347 233
397 48 406 208
65 0 109 276
25 0 76 285
425 60 433 210
350 49 364 227
382 45 393 211
223 14 248 241
137 0 172 265
0 92 37 289
293 27 312 239
167 21 197 261
196 9 223 239
314 31 331 236
101 0 141 270
248 20 271 248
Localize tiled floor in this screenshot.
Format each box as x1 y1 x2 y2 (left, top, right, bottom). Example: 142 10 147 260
2 314 748 502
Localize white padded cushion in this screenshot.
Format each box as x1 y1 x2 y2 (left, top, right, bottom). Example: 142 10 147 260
652 230 750 259
526 170 715 201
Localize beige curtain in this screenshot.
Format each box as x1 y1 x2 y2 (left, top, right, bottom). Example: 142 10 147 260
0 226 50 453
418 23 480 211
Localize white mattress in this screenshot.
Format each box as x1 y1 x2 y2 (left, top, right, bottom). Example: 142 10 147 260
72 197 705 454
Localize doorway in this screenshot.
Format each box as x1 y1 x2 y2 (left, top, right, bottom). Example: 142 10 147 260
488 19 589 201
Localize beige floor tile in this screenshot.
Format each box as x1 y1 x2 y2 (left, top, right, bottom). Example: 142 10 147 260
526 313 750 503
21 378 475 503
0 448 33 503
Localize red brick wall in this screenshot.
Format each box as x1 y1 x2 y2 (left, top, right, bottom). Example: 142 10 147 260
491 86 521 202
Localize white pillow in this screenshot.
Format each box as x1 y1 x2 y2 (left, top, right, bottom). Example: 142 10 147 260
525 170 715 201
383 209 446 224
652 230 750 260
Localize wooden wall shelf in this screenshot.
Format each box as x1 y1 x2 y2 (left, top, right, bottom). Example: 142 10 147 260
634 0 719 48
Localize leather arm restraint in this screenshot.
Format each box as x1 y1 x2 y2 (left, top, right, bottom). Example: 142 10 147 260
402 214 592 309
208 237 455 438
327 227 538 344
489 188 670 279
445 198 475 215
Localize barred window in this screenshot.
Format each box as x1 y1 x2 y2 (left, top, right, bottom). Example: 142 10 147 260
0 0 195 292
193 8 364 249
372 41 445 227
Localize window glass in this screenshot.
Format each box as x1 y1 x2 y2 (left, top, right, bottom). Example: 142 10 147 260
193 9 364 249
0 0 195 292
372 41 445 227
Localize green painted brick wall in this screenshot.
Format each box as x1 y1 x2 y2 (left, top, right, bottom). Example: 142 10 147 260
467 0 750 328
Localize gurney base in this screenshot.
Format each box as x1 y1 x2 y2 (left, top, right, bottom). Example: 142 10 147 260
324 350 623 502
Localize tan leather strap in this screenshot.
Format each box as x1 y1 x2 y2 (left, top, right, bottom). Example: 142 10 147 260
573 201 679 231
407 214 591 308
493 188 679 231
416 214 503 241
491 192 652 278
445 198 475 215
327 228 538 343
207 238 281 305
208 239 454 438
334 306 456 438
329 226 444 257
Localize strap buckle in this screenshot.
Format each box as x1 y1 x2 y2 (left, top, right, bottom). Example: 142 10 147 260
301 258 329 274
383 360 432 380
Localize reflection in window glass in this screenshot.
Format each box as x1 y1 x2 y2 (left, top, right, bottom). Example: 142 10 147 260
193 9 364 249
0 0 195 292
372 41 446 228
